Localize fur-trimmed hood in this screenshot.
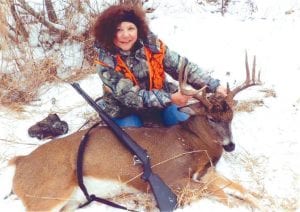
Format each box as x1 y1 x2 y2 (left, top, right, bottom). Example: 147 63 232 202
95 31 163 68
92 4 150 53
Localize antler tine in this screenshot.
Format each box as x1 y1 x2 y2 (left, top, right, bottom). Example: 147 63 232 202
226 82 230 94
178 68 211 108
252 56 262 84
194 87 213 109
179 68 206 96
245 51 250 83
231 51 262 97
252 55 256 82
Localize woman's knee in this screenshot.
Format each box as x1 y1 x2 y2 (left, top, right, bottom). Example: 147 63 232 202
162 104 189 126
113 114 143 127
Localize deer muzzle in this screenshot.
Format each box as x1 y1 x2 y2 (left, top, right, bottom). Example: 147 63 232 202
223 142 235 152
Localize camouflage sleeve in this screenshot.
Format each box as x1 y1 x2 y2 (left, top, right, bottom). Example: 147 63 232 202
97 64 172 110
163 46 220 92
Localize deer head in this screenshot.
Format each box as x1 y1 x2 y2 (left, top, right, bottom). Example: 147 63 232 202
178 51 261 152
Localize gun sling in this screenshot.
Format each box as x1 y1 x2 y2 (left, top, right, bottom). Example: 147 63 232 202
71 82 177 211
76 121 136 211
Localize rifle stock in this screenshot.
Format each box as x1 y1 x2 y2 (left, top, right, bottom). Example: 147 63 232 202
71 82 177 211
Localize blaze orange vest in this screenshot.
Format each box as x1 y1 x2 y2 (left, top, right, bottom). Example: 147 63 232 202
95 40 165 90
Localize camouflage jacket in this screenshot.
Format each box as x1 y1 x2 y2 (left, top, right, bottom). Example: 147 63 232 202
95 32 220 118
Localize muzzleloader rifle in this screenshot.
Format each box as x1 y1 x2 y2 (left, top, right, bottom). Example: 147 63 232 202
71 82 177 212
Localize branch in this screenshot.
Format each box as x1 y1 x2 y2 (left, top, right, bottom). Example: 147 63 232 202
17 0 68 36
9 0 29 40
44 0 58 23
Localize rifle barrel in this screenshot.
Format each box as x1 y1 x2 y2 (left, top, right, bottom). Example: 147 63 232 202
71 82 177 211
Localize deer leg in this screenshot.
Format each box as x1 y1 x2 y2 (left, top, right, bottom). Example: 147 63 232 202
171 176 237 207
22 185 77 212
199 168 259 209
192 155 218 182
14 170 78 212
171 177 205 206
201 178 232 206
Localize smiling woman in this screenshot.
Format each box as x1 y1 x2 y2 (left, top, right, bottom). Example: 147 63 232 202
91 4 226 128
114 22 138 51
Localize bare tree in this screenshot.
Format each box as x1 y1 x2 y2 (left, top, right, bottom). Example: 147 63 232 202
44 0 58 23
9 0 29 41
17 0 66 35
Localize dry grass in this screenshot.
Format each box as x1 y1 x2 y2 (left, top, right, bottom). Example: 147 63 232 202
0 39 95 111
235 99 264 112
235 88 277 112
0 56 59 110
177 180 207 206
111 192 158 212
223 149 299 211
260 88 277 98
0 0 98 111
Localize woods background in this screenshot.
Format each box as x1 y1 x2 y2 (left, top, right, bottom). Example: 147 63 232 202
0 0 233 110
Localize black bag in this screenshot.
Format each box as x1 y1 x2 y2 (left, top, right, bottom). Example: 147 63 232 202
28 114 68 139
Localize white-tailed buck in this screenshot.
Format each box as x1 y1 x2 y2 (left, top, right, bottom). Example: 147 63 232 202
8 53 261 211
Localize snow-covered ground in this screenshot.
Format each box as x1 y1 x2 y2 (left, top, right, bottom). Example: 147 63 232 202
1 0 300 211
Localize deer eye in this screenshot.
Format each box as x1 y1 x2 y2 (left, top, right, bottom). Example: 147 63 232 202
207 115 218 124
211 105 221 112
222 102 229 111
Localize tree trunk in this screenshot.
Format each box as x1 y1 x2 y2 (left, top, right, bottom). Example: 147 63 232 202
44 0 58 23
9 0 29 41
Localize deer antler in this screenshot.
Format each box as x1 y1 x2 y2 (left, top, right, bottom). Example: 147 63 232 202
230 51 262 97
179 67 206 96
179 68 212 109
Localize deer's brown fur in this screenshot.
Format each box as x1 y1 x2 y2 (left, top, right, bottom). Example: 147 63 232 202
11 117 219 210
9 53 261 211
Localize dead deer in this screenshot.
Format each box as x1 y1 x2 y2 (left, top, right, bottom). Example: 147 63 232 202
8 52 261 211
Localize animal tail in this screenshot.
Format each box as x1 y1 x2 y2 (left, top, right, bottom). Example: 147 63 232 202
0 156 23 199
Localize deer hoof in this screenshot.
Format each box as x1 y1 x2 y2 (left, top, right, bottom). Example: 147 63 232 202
192 172 201 182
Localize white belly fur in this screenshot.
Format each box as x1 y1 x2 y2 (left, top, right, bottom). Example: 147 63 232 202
65 177 140 209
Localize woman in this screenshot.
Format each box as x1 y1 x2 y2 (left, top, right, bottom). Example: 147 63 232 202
92 4 226 127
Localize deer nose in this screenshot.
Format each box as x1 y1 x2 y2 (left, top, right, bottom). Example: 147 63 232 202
223 142 235 152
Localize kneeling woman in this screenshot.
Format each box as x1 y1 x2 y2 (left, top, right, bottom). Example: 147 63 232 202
93 4 226 127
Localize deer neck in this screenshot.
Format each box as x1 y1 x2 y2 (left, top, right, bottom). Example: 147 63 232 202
181 116 222 149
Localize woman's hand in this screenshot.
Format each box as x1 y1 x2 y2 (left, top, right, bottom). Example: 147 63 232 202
171 85 227 107
171 91 191 107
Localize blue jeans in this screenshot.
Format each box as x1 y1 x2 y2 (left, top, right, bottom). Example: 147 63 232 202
113 104 189 127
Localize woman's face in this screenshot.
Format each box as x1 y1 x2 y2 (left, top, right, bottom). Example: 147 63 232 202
114 21 138 51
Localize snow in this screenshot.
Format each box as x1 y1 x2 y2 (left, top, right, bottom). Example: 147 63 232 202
1 0 300 211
